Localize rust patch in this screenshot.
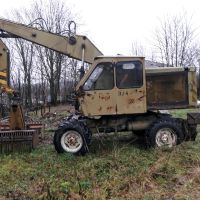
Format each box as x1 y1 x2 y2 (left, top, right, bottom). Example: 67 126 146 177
107 106 113 111
86 93 95 99
98 106 102 112
138 95 145 101
99 94 110 101
128 98 135 104
80 99 84 104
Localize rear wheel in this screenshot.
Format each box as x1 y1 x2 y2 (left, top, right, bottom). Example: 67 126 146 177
146 118 184 148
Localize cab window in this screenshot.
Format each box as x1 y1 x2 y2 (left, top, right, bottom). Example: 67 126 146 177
83 62 114 90
116 61 143 89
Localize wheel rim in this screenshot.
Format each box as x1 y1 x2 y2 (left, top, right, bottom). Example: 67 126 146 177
155 128 177 147
61 130 83 153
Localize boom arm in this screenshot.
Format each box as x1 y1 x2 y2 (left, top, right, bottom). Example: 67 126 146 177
0 18 103 64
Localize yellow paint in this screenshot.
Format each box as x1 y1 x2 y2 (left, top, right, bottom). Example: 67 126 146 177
0 79 7 85
0 71 7 77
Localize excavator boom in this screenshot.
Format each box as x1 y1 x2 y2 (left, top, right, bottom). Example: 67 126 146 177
0 18 103 64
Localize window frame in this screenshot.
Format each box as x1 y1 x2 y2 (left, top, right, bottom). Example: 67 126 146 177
83 62 115 91
116 60 143 89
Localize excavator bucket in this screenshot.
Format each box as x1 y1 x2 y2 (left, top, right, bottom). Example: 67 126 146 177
0 104 43 153
0 117 43 153
0 38 43 153
1 104 42 153
0 130 37 153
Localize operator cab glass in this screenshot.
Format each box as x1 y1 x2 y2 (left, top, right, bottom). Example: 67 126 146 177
83 62 114 90
116 61 143 89
83 60 143 90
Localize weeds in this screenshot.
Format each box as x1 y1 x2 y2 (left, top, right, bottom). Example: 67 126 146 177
0 108 200 199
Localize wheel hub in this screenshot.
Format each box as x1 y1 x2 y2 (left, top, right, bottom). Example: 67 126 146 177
156 128 177 147
67 134 78 146
161 133 169 143
61 130 83 153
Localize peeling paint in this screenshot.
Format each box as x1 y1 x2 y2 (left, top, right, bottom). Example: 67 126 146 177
80 99 84 104
107 106 113 111
128 98 135 104
98 106 102 112
138 95 145 101
99 94 111 101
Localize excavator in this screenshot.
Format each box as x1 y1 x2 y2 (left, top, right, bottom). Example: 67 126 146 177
0 17 199 155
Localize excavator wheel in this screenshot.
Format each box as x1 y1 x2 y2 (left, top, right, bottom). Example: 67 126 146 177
146 118 185 148
53 118 91 155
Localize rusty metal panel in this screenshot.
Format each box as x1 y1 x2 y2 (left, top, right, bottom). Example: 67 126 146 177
80 90 117 116
146 71 188 109
116 87 146 114
188 71 197 106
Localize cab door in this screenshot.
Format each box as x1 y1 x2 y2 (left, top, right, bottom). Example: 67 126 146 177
80 62 117 116
115 60 146 114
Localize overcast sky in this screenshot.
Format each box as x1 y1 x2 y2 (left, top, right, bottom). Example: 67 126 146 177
0 0 200 56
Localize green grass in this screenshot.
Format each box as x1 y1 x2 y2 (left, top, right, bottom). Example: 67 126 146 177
0 108 200 199
170 107 200 119
0 137 200 199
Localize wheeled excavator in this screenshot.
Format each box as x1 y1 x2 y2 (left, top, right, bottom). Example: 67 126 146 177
0 18 199 155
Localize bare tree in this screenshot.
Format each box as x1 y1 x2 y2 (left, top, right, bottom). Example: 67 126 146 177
131 41 158 66
4 10 35 107
154 13 197 67
131 41 145 57
2 0 77 106
30 0 74 105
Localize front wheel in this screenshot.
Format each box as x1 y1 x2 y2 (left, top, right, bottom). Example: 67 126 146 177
60 130 84 153
53 119 91 155
146 119 184 148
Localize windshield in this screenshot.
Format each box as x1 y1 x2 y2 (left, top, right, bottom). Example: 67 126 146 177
83 62 114 90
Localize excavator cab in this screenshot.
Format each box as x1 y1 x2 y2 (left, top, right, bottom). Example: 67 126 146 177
77 56 147 117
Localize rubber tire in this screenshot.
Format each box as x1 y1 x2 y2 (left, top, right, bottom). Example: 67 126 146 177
53 118 91 155
146 118 185 148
